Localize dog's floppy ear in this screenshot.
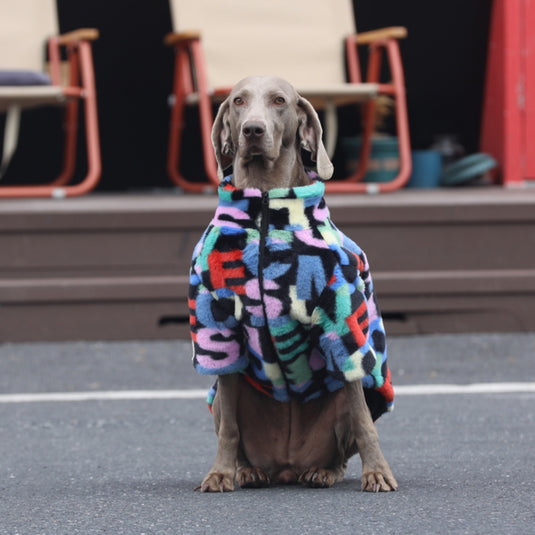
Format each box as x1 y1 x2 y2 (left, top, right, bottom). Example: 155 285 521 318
211 97 235 180
297 97 334 180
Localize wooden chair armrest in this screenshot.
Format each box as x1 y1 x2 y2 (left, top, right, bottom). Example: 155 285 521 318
57 28 99 45
354 26 408 45
164 31 201 47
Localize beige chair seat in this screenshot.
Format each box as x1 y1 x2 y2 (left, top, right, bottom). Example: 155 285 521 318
187 83 379 106
0 86 66 112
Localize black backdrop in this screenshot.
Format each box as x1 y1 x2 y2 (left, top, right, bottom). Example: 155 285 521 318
2 0 492 191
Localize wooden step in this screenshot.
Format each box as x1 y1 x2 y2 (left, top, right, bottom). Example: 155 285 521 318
1 187 534 342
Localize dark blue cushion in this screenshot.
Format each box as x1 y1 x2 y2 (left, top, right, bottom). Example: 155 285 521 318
0 70 51 86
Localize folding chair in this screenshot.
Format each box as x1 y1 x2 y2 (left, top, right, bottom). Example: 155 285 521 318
165 0 411 193
0 0 101 198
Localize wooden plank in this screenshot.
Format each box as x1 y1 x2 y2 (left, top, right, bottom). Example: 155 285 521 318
0 302 190 342
0 231 192 271
375 269 535 294
0 276 188 303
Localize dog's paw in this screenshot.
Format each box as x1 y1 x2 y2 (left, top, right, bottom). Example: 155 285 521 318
361 468 398 492
197 472 235 492
298 467 338 488
237 466 271 488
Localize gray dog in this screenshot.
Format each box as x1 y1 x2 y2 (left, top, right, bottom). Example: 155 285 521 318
189 76 397 492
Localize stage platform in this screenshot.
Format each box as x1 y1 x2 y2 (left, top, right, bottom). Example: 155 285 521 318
1 185 535 342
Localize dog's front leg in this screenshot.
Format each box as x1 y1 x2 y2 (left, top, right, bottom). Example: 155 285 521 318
199 374 241 492
347 381 398 492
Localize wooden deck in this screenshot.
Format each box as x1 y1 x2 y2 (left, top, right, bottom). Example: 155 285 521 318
1 186 535 342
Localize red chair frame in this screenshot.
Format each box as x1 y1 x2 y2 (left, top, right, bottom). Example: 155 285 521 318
0 29 101 198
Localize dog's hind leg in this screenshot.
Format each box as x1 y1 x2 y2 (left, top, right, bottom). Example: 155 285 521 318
298 464 347 488
236 448 271 488
298 406 352 489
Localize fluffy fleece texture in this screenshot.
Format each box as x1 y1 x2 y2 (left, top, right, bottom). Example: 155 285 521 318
189 177 394 419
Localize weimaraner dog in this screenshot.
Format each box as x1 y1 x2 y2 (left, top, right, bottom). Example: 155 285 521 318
190 75 397 492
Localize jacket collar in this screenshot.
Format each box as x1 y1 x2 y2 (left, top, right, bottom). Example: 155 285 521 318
214 175 329 227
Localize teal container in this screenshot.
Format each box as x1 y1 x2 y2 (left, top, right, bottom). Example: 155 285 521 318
341 136 399 183
407 150 443 188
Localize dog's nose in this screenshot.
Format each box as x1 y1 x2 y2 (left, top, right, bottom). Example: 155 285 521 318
242 121 265 139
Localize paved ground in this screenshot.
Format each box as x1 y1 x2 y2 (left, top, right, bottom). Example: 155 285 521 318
0 333 534 534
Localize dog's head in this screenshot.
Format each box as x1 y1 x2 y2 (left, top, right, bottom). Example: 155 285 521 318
212 75 334 184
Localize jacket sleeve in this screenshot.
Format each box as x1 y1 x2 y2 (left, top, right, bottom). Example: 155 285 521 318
314 236 387 389
189 231 248 376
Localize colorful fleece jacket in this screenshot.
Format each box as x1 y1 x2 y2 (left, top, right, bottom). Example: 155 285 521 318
189 177 394 419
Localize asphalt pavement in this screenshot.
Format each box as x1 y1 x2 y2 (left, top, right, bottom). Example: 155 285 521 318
0 333 534 535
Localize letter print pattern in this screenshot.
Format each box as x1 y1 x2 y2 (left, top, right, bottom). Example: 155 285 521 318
189 178 394 418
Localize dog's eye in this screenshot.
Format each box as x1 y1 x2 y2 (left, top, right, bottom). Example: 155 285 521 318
274 96 286 105
234 97 245 106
